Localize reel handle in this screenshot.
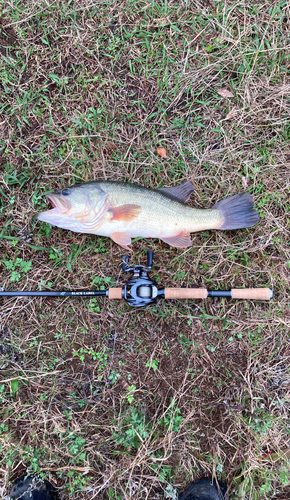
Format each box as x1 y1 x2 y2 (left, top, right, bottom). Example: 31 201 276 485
147 251 154 268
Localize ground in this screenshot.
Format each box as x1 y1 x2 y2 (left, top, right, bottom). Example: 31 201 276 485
0 1 290 499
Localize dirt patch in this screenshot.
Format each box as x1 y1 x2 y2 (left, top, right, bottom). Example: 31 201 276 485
0 326 19 365
0 25 18 56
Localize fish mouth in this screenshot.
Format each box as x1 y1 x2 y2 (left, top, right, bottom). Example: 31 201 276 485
38 193 71 223
46 194 70 214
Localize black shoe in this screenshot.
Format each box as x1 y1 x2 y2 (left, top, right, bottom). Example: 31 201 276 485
9 474 58 500
179 478 229 500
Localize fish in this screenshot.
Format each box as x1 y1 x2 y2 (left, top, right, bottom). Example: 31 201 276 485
38 180 260 249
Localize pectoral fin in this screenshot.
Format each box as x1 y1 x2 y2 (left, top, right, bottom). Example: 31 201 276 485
158 180 194 203
161 232 192 248
109 204 141 221
110 231 132 249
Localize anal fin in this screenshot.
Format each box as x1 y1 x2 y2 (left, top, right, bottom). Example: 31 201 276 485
161 232 192 248
110 231 132 250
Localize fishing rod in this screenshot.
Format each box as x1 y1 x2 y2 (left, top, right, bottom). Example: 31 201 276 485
0 251 273 307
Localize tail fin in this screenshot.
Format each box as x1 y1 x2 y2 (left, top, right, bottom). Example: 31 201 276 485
213 192 260 230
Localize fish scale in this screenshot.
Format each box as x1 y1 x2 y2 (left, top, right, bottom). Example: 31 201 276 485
96 181 220 236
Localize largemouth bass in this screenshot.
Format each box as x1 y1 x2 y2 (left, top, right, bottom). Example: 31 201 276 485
38 180 259 249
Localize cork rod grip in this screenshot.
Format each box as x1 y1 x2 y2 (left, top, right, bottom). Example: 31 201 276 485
108 288 123 299
165 288 208 300
231 288 272 300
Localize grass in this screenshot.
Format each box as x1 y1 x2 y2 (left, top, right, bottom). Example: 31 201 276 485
0 0 290 498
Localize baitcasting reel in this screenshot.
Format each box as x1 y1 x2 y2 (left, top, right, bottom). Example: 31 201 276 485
120 251 162 307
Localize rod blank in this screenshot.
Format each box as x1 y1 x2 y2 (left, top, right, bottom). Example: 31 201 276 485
0 290 107 297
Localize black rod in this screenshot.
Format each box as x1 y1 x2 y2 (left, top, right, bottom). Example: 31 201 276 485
0 290 107 297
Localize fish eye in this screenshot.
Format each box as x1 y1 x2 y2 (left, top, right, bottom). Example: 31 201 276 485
62 189 70 196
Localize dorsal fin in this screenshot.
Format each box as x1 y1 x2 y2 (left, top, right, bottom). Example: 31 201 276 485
158 180 194 203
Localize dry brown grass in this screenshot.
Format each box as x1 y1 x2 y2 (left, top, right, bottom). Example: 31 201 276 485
1 1 290 498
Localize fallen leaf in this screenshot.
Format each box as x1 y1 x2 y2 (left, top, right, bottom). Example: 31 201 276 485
105 141 117 149
118 376 130 391
157 146 167 158
102 141 118 157
218 88 233 98
229 404 244 412
224 107 238 120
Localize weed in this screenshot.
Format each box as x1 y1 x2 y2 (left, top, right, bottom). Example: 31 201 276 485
159 399 183 433
3 258 32 282
113 406 153 450
178 334 193 354
73 346 108 371
145 358 159 371
108 370 120 384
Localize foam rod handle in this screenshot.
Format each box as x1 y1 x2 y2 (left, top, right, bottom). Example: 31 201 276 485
108 288 123 299
165 288 208 299
231 288 272 300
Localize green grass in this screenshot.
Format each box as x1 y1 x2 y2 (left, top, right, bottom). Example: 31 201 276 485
1 0 290 498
